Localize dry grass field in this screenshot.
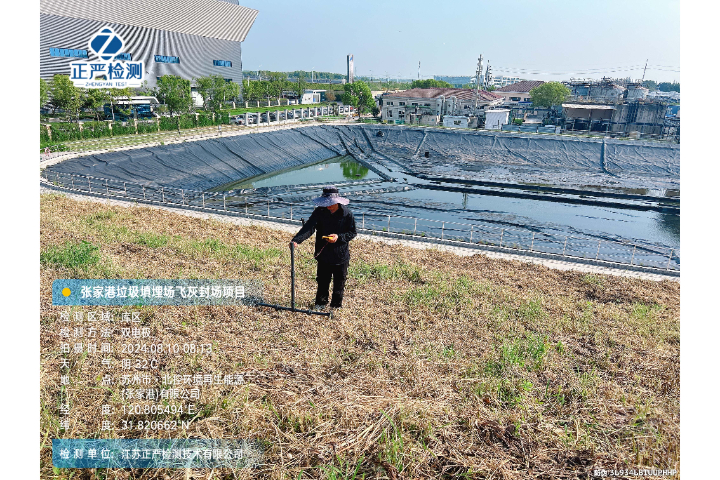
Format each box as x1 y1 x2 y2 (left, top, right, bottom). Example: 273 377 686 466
40 194 680 479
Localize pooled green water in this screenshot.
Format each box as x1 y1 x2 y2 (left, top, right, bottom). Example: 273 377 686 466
214 156 379 191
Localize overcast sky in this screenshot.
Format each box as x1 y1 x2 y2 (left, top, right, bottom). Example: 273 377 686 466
238 0 680 83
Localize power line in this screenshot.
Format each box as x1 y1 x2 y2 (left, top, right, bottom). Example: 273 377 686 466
490 63 679 76
493 67 679 76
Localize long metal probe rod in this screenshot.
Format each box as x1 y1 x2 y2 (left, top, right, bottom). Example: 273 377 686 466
291 242 296 310
254 242 331 317
255 303 331 316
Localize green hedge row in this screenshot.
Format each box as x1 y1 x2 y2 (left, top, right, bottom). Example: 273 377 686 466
159 114 196 131
111 123 136 136
81 121 112 139
197 113 214 127
215 111 230 125
41 112 232 144
49 123 82 142
137 121 158 135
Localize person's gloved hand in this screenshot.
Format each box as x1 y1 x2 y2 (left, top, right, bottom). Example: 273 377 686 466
326 234 338 243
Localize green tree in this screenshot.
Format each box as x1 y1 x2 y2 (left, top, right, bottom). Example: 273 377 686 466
529 82 571 108
658 82 680 93
84 88 108 121
196 75 240 111
104 87 133 121
342 81 375 116
155 75 193 117
410 79 453 89
121 87 135 118
325 90 336 102
371 105 380 117
40 78 49 110
224 80 240 104
267 72 289 102
242 80 257 102
294 74 308 102
486 85 497 91
642 80 657 91
49 75 85 122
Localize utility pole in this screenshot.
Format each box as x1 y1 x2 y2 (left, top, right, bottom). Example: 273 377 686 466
418 61 420 80
474 54 484 111
642 59 648 82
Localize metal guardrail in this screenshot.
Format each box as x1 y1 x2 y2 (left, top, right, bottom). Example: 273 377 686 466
40 170 679 273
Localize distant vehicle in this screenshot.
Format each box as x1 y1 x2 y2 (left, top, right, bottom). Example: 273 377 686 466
103 96 160 120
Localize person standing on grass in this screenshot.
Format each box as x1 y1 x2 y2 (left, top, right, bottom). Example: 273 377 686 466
289 186 357 311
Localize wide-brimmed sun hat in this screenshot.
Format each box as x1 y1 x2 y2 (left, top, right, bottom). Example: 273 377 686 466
313 185 350 207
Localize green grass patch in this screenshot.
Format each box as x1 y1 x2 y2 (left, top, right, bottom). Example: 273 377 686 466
485 332 549 376
582 274 605 287
80 212 133 242
40 240 100 270
470 377 534 408
516 298 547 322
83 210 116 224
234 244 282 261
188 238 226 253
631 302 665 320
318 456 365 480
402 275 488 312
134 232 169 248
228 244 283 270
378 411 407 475
349 259 422 283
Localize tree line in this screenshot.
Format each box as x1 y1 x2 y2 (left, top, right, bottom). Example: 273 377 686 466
642 80 680 93
41 74 243 123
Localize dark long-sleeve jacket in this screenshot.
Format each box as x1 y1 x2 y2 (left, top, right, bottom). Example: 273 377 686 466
292 205 357 264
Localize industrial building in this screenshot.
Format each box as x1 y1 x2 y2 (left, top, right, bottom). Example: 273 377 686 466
40 0 258 90
564 78 626 102
562 101 667 135
442 115 478 129
380 88 502 124
490 75 523 89
484 109 511 130
494 80 545 105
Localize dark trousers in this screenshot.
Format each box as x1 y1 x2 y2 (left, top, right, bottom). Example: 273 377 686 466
315 260 349 307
